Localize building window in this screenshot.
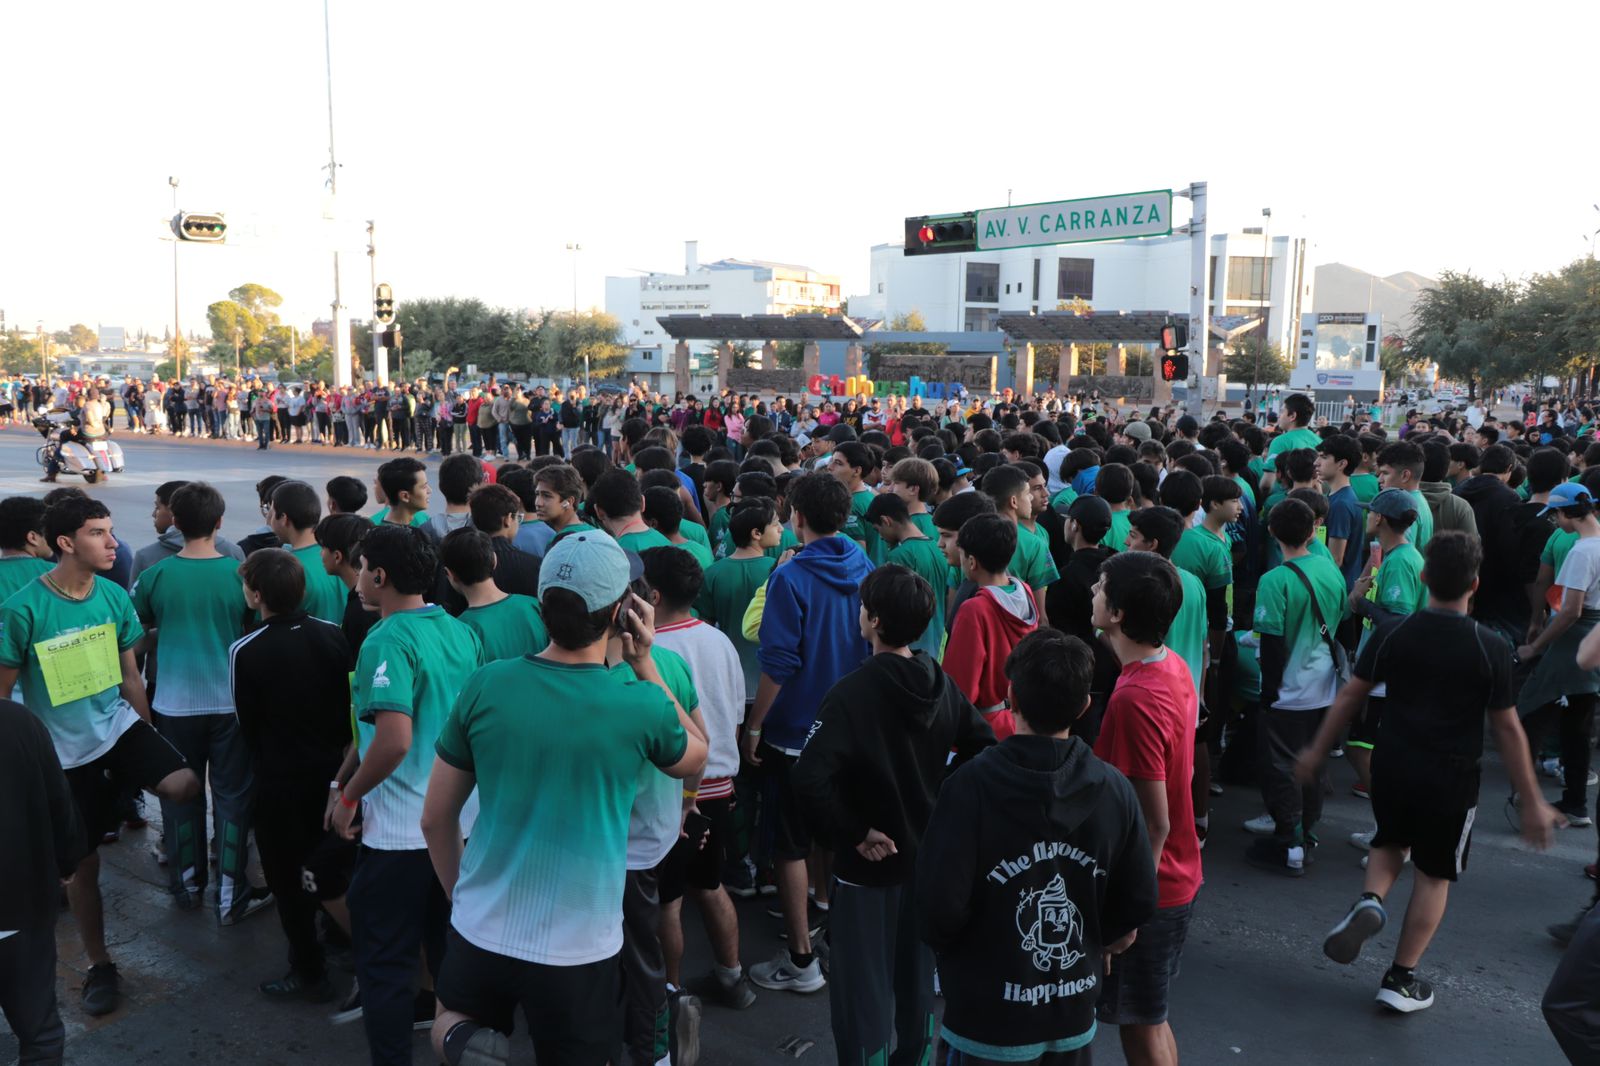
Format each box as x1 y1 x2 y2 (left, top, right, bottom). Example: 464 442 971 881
1226 256 1270 302
1057 258 1093 301
965 262 999 303
963 307 997 332
1032 259 1041 302
876 282 884 293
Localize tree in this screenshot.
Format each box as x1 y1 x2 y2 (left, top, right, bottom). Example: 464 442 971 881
395 297 511 373
538 310 628 380
1379 337 1426 383
1406 271 1516 400
1222 336 1290 386
0 333 46 374
68 323 97 351
866 310 948 376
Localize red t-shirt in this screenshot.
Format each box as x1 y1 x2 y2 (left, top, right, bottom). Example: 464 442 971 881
1093 649 1202 909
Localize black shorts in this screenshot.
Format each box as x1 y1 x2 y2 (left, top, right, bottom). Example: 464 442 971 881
1347 695 1385 750
300 828 359 900
1370 770 1476 882
65 720 187 849
436 927 620 1066
659 796 733 904
1096 899 1195 1027
758 745 812 862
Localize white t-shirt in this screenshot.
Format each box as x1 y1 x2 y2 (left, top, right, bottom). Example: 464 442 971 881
1042 443 1070 494
1556 535 1600 610
654 619 746 783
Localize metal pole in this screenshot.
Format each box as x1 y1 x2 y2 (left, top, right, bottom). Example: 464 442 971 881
290 326 297 373
368 220 386 385
1185 181 1208 421
1254 207 1270 391
37 322 45 378
567 242 587 393
325 0 352 389
170 176 182 379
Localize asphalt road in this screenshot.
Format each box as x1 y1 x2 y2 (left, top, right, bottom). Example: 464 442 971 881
0 426 1586 1065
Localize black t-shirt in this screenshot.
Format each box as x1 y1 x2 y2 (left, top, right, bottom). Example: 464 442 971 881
1358 608 1513 799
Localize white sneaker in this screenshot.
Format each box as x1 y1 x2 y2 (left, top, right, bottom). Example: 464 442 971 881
748 949 825 993
1541 757 1563 779
1349 830 1375 851
1243 813 1276 835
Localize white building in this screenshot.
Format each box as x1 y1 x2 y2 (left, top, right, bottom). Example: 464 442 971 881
606 241 843 351
849 230 1311 359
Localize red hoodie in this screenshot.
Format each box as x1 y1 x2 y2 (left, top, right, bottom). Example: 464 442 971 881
942 582 1038 739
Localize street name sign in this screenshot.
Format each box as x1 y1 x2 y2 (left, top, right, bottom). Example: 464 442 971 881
974 189 1172 251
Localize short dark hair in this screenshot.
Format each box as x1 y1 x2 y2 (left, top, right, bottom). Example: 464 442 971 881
1097 550 1181 646
864 491 910 526
736 471 778 502
633 446 675 473
439 527 496 585
1448 442 1482 470
45 495 110 551
1128 506 1185 558
590 469 644 521
315 513 369 565
1423 530 1481 601
981 464 1030 511
1006 630 1095 734
0 496 47 551
1527 447 1571 495
326 475 368 514
832 441 871 477
271 480 321 531
932 490 996 533
859 564 934 648
1318 435 1361 478
154 480 190 506
498 467 539 511
890 457 938 503
469 483 523 533
642 486 684 536
377 457 427 507
1286 487 1330 523
1158 469 1203 517
957 513 1016 573
789 474 851 536
1282 392 1315 428
1002 431 1040 459
681 425 714 457
255 475 290 506
239 548 305 615
359 523 437 595
439 453 487 505
728 497 776 549
640 545 703 612
1478 443 1516 475
1267 497 1316 548
542 586 616 651
171 481 226 540
1376 440 1424 482
533 464 586 508
703 460 741 500
1200 474 1241 512
1280 448 1318 485
1095 463 1135 505
569 447 611 490
638 468 681 496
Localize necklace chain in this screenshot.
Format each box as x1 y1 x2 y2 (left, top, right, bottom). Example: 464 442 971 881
44 573 90 602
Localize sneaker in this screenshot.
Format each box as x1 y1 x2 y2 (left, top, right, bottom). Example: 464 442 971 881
1243 813 1276 835
1376 970 1435 1013
1209 781 1224 797
1349 830 1375 851
1244 839 1305 877
219 887 275 926
1195 822 1208 850
688 971 758 1010
260 971 337 1003
1329 745 1345 759
748 949 825 993
1542 757 1564 779
1323 898 1387 964
413 989 436 1031
330 982 363 1024
452 1026 511 1066
1351 782 1370 800
671 991 702 1066
1549 907 1593 947
82 962 121 1017
1557 803 1594 828
723 858 759 899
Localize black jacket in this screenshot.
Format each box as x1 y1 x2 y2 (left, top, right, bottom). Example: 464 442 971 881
792 652 995 887
0 699 85 931
1456 475 1547 634
229 611 354 780
917 735 1157 1054
434 537 541 615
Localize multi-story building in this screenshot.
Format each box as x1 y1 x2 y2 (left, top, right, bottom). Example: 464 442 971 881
849 229 1311 360
605 241 843 351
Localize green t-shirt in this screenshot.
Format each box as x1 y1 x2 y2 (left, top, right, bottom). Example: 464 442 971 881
1101 509 1133 552
436 655 685 965
1010 521 1060 591
0 575 143 768
0 556 51 608
698 554 776 696
1373 541 1426 616
1252 553 1347 711
353 605 483 851
844 488 885 565
887 535 950 660
708 506 732 560
1544 528 1580 574
131 555 252 716
458 594 549 663
370 507 431 528
910 512 938 540
1167 568 1208 702
680 521 710 552
1349 473 1381 504
616 528 674 555
1267 426 1322 458
1406 488 1433 551
291 543 348 625
611 647 698 869
1049 486 1078 512
765 527 802 562
677 538 715 572
1233 475 1257 507
1172 525 1232 590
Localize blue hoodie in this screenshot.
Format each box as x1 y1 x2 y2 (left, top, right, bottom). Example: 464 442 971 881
757 535 875 751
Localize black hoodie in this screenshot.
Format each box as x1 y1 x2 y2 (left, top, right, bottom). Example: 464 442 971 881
792 651 995 887
917 735 1157 1057
1456 474 1549 633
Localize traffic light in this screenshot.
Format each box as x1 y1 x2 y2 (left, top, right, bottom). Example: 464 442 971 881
903 212 978 256
1160 320 1188 352
172 212 227 243
374 283 395 325
378 328 402 349
1160 353 1189 382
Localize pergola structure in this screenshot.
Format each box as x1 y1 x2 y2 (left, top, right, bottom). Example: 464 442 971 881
997 310 1178 400
655 314 864 396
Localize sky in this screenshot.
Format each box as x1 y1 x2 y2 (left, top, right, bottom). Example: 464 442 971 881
4 0 1598 337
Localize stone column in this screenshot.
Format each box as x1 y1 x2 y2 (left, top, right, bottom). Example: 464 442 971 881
1108 343 1126 376
1057 342 1079 392
760 340 776 372
674 340 691 398
717 341 734 389
844 342 863 380
1016 342 1035 399
802 341 821 393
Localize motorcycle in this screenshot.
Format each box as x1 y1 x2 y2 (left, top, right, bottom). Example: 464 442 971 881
34 413 125 484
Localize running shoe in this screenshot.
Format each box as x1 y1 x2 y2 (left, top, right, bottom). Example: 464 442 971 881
219 887 275 926
1209 782 1224 797
1323 898 1387 964
82 963 121 1017
1376 971 1434 1013
260 971 336 1003
748 949 825 993
330 981 363 1025
1557 803 1594 828
1244 839 1305 877
671 990 702 1066
453 1027 510 1066
1242 813 1276 835
1349 830 1375 851
1351 782 1370 800
686 971 758 1010
1329 745 1345 759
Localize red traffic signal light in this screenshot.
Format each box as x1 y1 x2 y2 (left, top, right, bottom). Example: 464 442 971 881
1160 354 1189 382
1160 321 1188 351
917 225 935 243
904 212 978 256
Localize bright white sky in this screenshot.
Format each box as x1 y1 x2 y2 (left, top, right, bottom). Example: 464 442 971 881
4 0 1597 337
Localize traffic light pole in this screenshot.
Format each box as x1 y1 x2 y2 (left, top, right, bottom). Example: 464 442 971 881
369 222 388 385
1182 181 1209 421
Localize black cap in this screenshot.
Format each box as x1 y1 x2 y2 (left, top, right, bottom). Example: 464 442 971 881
827 423 858 444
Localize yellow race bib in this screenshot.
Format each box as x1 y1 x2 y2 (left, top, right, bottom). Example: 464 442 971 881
34 622 121 706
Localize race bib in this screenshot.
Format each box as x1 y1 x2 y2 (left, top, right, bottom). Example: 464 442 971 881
34 622 121 706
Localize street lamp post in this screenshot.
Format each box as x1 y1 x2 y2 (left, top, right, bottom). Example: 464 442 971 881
1253 207 1271 393
566 242 587 394
233 326 243 377
37 321 45 378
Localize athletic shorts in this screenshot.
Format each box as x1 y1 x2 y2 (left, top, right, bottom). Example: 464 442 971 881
436 927 620 1065
658 796 733 904
1347 695 1385 750
300 828 359 900
1096 899 1195 1027
757 745 812 862
1370 771 1476 882
65 720 187 848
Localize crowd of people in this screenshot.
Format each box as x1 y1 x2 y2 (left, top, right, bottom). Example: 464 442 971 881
5 383 1600 1066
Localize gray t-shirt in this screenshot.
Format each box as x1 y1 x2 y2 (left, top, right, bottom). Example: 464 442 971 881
1556 535 1600 610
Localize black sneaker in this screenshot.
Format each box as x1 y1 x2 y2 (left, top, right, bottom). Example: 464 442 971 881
82 962 121 1017
687 971 758 1010
1376 970 1434 1013
1323 898 1387 964
330 981 362 1025
413 988 437 1031
1556 803 1594 828
260 971 337 1003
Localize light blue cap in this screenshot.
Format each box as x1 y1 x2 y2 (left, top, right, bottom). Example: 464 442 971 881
538 531 631 611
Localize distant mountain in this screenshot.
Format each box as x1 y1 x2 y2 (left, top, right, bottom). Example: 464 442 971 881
1312 264 1437 335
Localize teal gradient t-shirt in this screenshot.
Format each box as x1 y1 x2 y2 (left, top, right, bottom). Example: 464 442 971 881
1253 553 1347 710
131 554 252 716
458 593 549 662
291 543 349 624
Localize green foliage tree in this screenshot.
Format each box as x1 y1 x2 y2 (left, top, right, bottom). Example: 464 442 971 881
394 297 512 374
867 310 948 376
1406 270 1517 400
0 333 47 374
538 310 628 380
68 323 97 351
1222 336 1290 386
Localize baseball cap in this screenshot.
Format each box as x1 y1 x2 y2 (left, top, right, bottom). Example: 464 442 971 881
1065 494 1113 527
827 423 858 444
538 532 632 611
1121 421 1152 442
1540 481 1594 516
1360 488 1419 521
945 455 974 477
